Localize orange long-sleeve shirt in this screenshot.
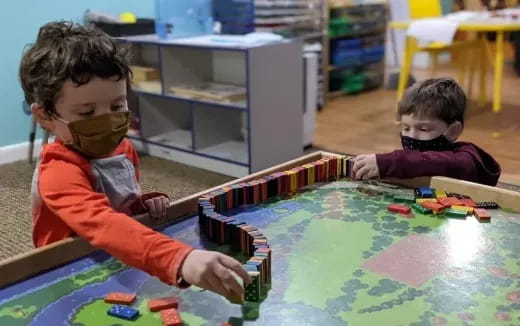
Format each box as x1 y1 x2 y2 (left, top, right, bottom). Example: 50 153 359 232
32 139 193 286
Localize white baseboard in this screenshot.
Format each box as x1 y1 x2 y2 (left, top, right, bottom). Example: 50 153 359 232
0 140 44 165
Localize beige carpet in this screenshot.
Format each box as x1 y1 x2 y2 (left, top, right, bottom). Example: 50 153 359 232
0 156 232 261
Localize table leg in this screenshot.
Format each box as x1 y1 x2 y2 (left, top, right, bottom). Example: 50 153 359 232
492 31 505 113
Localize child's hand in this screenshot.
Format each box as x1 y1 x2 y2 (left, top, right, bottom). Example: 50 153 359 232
180 249 251 298
144 196 169 218
353 154 380 180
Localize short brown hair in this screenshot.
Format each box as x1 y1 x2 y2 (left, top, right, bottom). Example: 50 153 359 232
19 21 131 115
398 78 466 126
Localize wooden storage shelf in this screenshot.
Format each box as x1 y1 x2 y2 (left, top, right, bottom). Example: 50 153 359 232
122 35 304 177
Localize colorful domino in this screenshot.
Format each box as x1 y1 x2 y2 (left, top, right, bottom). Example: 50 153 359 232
104 292 136 305
107 304 139 321
476 202 499 209
160 308 182 326
387 204 411 214
148 297 179 312
474 208 491 221
445 208 467 219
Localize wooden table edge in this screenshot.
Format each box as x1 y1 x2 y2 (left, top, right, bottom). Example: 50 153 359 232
1 151 518 288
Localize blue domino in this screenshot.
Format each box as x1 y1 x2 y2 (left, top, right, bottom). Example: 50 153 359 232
107 305 139 320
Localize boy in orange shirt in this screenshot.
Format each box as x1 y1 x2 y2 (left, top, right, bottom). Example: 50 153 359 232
20 21 250 298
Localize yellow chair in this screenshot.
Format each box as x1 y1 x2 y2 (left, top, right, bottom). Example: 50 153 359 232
397 0 486 105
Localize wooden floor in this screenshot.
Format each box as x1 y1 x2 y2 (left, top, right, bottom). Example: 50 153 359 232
315 66 520 185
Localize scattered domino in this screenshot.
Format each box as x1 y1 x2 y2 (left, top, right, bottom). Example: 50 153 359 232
416 198 437 204
412 203 432 214
417 186 434 198
393 194 415 203
161 308 182 326
474 208 491 221
445 208 467 219
446 192 464 199
387 204 411 214
107 304 139 321
436 197 451 208
104 292 136 305
421 201 444 214
148 296 178 312
476 201 499 209
435 189 447 198
459 198 476 207
446 197 465 206
451 205 473 214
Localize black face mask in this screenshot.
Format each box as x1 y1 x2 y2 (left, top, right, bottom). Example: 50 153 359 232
401 134 453 152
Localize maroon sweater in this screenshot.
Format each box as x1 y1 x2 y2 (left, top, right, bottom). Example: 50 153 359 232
376 142 501 186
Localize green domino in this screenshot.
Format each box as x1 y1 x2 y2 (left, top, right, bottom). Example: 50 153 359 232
412 203 432 214
245 271 261 302
445 208 467 219
394 195 415 203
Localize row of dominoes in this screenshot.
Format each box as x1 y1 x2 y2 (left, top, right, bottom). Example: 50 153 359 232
198 156 355 213
104 293 181 325
197 156 354 303
198 200 271 303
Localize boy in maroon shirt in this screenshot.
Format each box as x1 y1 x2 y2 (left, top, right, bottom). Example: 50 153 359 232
353 78 501 186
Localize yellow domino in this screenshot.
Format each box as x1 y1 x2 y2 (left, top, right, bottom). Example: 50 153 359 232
416 198 437 203
436 190 447 198
452 205 473 214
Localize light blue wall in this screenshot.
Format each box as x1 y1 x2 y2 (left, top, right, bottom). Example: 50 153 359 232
0 1 154 147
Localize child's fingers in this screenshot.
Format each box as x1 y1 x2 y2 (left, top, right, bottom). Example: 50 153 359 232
352 159 365 175
144 199 158 217
219 254 252 285
161 197 169 217
356 166 369 180
213 263 244 297
204 271 230 297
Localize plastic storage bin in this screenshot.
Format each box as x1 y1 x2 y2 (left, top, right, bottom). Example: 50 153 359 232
155 0 213 39
362 46 385 64
331 49 363 67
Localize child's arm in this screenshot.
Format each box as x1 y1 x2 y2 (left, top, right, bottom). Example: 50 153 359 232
354 149 477 181
38 158 250 295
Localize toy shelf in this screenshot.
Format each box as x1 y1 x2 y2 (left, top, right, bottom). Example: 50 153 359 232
122 35 303 177
324 1 387 100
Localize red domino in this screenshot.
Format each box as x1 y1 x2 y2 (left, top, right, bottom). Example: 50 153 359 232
387 204 411 214
148 296 179 312
104 292 136 305
460 199 476 207
421 201 444 212
447 197 464 206
436 198 452 208
474 208 491 221
161 308 182 326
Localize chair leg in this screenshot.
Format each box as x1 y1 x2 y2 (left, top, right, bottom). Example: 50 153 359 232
429 52 439 77
28 115 38 164
467 50 476 100
479 37 487 107
456 49 468 88
397 36 417 101
43 130 50 145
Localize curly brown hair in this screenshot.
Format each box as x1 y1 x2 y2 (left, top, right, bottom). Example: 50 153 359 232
19 21 131 115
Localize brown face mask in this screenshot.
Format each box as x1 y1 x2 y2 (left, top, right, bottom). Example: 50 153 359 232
60 112 130 158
